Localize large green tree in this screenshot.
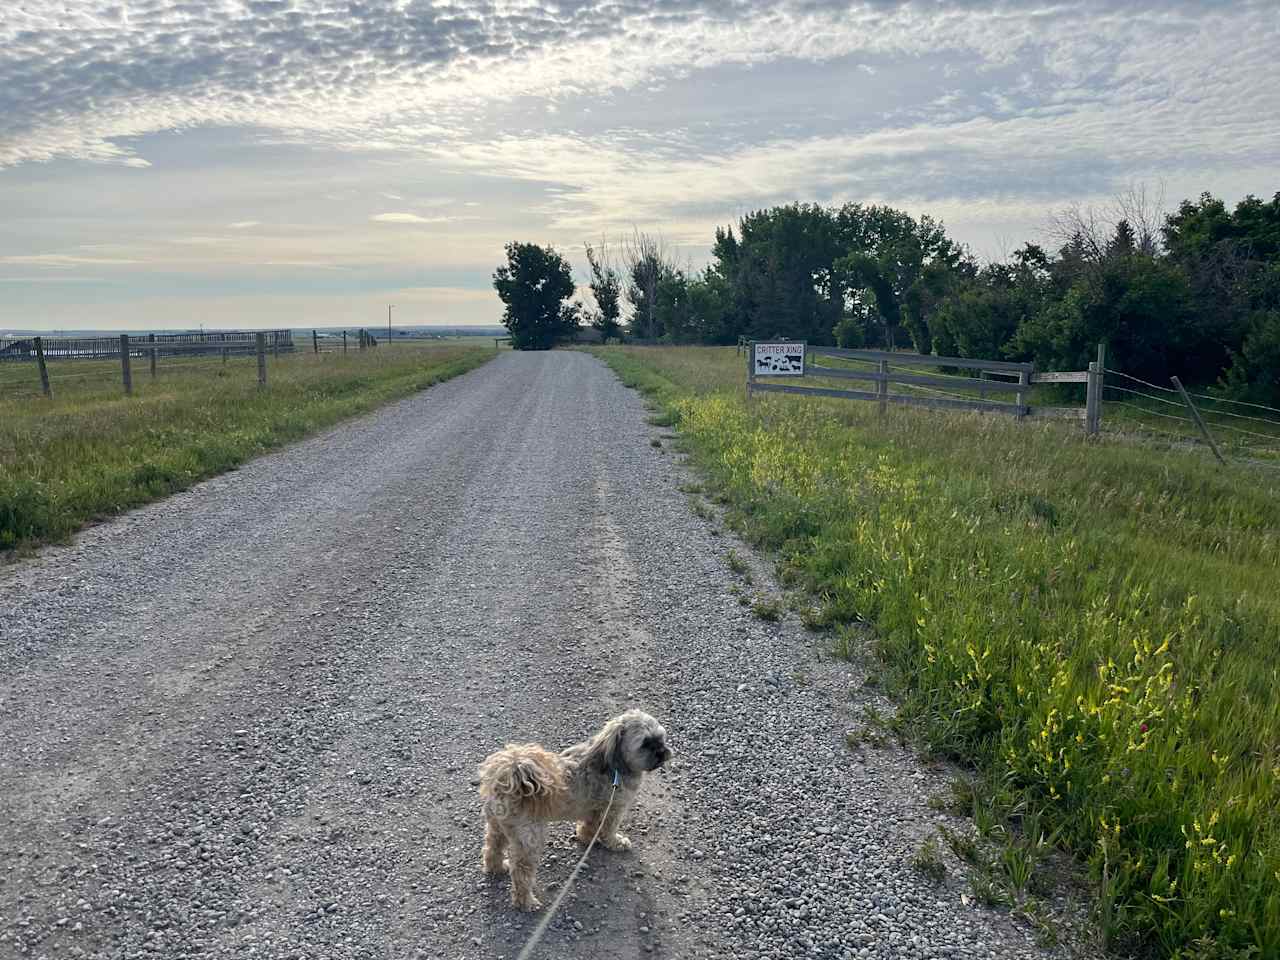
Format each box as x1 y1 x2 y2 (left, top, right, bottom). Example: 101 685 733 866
931 244 1051 360
493 242 578 350
1008 252 1199 381
1162 192 1280 376
708 204 844 345
833 206 965 352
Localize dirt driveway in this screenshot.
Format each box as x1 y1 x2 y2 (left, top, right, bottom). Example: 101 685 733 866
0 351 1080 960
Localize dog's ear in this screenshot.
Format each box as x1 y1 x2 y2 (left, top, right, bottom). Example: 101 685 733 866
587 716 629 776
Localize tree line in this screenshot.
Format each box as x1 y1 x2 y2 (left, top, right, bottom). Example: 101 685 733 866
492 190 1280 403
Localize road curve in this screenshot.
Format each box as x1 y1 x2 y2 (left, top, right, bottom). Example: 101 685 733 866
0 351 1084 960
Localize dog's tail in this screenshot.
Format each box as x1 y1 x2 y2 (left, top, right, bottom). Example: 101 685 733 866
477 744 567 817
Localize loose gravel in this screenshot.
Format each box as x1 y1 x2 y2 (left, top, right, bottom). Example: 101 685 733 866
0 351 1096 959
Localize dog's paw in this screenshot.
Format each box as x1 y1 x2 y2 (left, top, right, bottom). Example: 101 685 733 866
603 833 632 852
513 892 543 912
481 855 508 876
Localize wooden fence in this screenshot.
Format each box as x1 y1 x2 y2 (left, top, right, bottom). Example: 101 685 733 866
747 342 1105 435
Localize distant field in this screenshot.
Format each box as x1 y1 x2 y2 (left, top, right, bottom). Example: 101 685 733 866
0 341 492 553
591 344 1280 958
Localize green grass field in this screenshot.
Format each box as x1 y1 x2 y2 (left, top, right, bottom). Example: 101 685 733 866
591 344 1280 959
0 341 493 553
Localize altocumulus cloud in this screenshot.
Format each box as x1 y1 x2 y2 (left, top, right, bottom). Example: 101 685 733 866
370 213 452 224
3 0 1277 177
1 0 1278 301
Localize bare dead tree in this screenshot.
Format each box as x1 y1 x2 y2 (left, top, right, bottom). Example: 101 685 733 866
1045 181 1169 265
1047 201 1108 263
1110 181 1167 256
621 228 674 340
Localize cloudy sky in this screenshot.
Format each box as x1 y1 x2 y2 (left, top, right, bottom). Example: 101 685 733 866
1 0 1277 331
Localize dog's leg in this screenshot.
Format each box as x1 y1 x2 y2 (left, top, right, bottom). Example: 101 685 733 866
577 798 634 851
481 818 508 875
508 822 547 912
601 798 637 855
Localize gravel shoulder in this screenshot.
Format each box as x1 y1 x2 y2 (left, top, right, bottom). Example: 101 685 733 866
1 351 1094 960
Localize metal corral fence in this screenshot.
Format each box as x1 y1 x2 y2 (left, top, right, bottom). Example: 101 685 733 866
2 331 295 399
0 330 293 362
746 340 1105 434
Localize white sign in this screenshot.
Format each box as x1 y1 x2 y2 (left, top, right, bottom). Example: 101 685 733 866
753 342 806 376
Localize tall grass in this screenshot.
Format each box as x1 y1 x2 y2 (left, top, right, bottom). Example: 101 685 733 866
0 343 492 553
592 345 1280 959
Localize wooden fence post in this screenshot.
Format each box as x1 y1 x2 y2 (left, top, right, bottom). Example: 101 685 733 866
221 347 228 365
343 331 348 355
876 359 889 416
256 332 267 388
120 333 132 396
1172 376 1226 465
745 340 754 402
313 329 319 354
1095 343 1106 434
149 332 157 378
1015 368 1029 418
34 336 51 397
1085 362 1100 435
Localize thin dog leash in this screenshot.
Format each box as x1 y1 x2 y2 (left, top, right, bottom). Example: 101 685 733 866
514 770 620 960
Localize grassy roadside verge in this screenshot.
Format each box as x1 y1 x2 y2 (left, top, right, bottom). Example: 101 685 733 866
591 345 1280 959
1 343 493 554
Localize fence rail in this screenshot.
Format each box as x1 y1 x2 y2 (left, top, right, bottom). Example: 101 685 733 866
746 341 1103 434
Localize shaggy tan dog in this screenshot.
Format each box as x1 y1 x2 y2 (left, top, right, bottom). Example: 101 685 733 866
477 709 671 910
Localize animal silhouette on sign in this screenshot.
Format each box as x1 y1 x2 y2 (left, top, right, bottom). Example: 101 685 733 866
755 352 803 374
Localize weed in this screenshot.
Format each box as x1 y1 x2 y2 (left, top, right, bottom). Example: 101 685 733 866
751 596 783 622
688 498 714 521
727 549 751 578
928 777 975 817
912 836 948 884
1014 898 1058 947
970 871 1008 908
799 603 833 631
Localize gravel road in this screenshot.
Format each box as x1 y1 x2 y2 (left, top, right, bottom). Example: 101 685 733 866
0 351 1093 960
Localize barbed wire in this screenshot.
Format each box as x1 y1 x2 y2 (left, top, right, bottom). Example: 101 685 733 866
1100 378 1280 445
1104 396 1195 425
1106 365 1280 417
1186 390 1280 417
1104 368 1179 393
1104 387 1280 474
1103 382 1187 408
1189 402 1280 429
1202 419 1280 444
